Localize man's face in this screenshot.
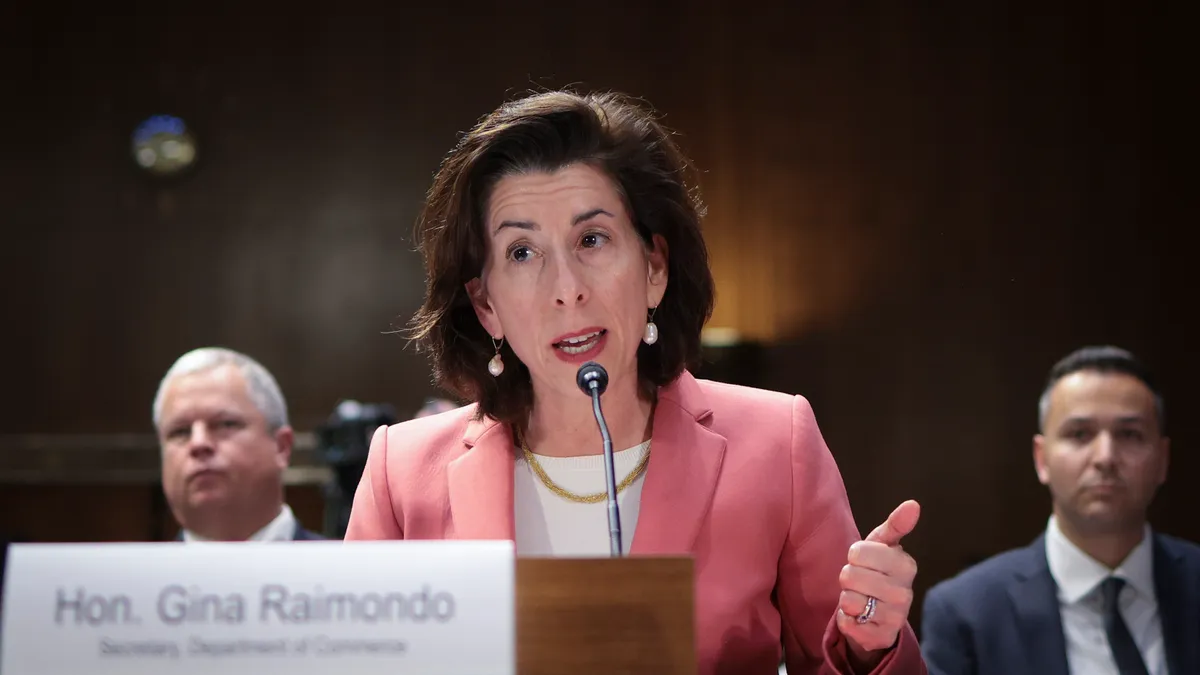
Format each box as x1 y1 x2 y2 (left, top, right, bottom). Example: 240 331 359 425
157 365 291 530
1034 370 1168 535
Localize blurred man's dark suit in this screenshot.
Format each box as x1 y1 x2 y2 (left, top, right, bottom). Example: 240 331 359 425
921 532 1200 675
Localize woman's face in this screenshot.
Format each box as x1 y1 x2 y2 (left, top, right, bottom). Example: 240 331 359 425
469 163 668 403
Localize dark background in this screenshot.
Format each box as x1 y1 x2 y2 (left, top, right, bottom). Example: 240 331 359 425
0 2 1190 635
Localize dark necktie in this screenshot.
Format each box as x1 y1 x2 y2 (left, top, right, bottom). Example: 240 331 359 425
1100 576 1150 675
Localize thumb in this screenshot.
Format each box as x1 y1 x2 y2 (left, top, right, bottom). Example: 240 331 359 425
864 499 921 546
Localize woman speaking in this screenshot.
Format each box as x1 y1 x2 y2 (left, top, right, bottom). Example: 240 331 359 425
345 90 926 675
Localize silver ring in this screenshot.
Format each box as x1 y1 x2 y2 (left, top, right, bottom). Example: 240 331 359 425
856 596 877 624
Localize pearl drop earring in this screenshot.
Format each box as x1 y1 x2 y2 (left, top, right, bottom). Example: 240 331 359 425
488 336 505 376
643 307 659 345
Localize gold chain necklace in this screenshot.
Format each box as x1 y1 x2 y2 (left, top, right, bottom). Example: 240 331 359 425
519 435 652 504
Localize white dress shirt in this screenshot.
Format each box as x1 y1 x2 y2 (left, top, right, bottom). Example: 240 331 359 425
514 441 649 556
182 504 298 542
1045 515 1167 675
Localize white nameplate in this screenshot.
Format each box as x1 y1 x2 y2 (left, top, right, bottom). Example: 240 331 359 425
1 540 514 675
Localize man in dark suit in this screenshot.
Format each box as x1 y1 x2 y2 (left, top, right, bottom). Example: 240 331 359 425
921 345 1199 675
154 347 325 542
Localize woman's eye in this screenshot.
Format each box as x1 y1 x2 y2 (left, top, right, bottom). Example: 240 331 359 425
508 245 533 262
581 232 608 248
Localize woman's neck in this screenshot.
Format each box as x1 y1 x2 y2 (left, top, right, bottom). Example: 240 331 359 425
522 375 654 458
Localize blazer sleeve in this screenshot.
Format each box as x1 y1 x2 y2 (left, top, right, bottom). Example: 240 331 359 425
777 396 926 675
919 584 976 675
344 424 404 540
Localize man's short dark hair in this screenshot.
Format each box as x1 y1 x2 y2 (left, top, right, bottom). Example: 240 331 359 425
1038 345 1164 433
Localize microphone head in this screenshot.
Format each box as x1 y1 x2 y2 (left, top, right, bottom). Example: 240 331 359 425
576 361 609 396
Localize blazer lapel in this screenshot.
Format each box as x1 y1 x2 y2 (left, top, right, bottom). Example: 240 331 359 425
630 372 726 555
1007 536 1070 675
447 415 516 541
1153 535 1198 675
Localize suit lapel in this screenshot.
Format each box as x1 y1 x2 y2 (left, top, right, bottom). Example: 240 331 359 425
1007 536 1070 675
447 415 516 541
1153 535 1198 675
291 524 325 540
629 372 726 555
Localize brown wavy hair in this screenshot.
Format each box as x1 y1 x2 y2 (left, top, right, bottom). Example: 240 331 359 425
408 90 715 424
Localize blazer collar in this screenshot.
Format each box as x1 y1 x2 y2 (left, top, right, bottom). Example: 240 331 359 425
629 371 726 554
1153 534 1198 675
446 371 727 554
1007 534 1070 675
447 413 516 540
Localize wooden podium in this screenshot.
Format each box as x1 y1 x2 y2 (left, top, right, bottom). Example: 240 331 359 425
516 556 696 674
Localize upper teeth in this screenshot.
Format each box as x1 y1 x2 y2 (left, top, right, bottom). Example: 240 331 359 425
562 331 600 344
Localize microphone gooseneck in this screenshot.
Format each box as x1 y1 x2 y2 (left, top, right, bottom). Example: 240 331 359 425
576 361 622 557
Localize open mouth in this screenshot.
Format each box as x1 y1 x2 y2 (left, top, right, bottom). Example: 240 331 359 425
554 329 607 355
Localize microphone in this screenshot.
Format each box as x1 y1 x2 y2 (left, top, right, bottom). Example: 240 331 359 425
576 361 622 557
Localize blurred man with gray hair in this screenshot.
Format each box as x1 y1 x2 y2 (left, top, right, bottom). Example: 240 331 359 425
153 347 323 541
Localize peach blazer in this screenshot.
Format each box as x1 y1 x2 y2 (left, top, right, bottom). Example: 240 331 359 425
345 372 925 675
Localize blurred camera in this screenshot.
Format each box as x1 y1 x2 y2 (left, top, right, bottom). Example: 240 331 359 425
315 400 397 537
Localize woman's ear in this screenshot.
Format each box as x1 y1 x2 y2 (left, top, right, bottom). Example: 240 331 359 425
647 233 669 307
466 277 503 339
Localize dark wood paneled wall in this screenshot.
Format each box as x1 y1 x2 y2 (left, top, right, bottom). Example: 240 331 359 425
0 484 325 543
2 2 1188 634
